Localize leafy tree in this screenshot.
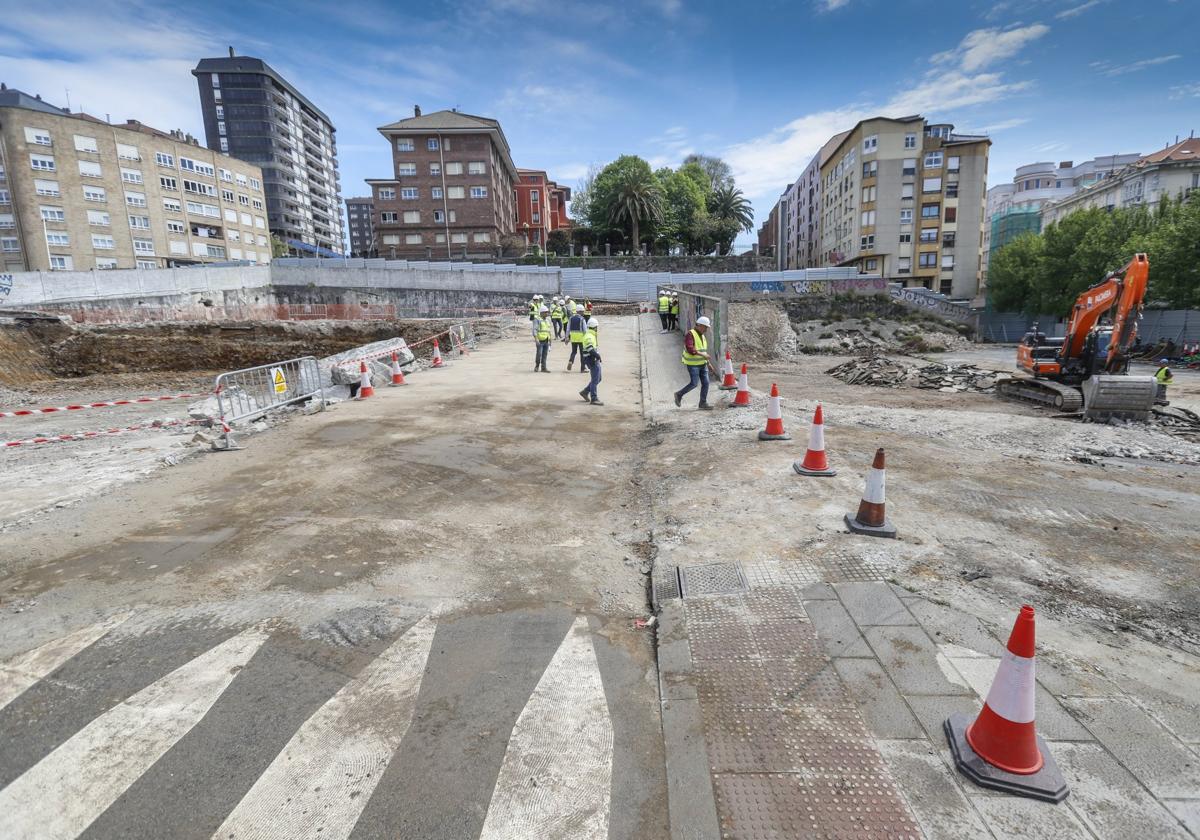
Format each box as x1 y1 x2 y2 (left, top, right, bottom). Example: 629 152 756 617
587 156 663 252
707 184 754 255
608 166 664 254
987 233 1044 313
546 228 571 255
682 154 734 192
270 234 290 259
657 167 708 254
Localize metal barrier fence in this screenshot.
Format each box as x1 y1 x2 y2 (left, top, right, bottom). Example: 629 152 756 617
214 356 325 425
668 287 727 377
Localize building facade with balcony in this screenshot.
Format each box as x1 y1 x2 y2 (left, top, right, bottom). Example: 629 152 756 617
193 50 343 256
817 116 990 299
0 86 269 273
367 107 518 259
771 130 848 271
514 168 571 249
345 196 374 256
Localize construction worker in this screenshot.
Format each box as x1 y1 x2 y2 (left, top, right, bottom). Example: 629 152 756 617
567 304 589 372
550 297 564 339
561 297 575 342
669 293 680 331
674 315 716 410
532 305 553 372
657 290 671 332
579 317 603 405
527 294 540 321
1155 358 1174 404
585 299 594 315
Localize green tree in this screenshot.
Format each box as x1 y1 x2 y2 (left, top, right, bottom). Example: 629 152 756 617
657 167 708 254
682 154 734 192
546 228 571 255
609 167 664 254
707 184 754 254
270 234 290 259
1142 192 1200 307
987 233 1044 313
588 156 663 253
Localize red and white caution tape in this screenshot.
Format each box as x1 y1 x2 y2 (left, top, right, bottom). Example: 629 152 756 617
3 419 198 448
0 392 208 420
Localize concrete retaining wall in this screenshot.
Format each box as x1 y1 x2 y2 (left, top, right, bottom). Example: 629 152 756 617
271 265 557 295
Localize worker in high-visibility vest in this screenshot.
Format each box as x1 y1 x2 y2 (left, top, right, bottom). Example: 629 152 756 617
528 294 541 321
657 290 671 333
1155 358 1174 404
578 317 603 405
567 304 589 372
674 316 716 410
550 298 564 339
669 294 680 331
532 305 553 372
561 298 575 342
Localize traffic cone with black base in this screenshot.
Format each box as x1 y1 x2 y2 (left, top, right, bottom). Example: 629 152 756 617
793 403 836 476
944 605 1069 803
757 384 791 440
431 339 445 368
356 361 374 399
730 364 751 407
719 351 737 390
390 352 406 386
843 448 896 537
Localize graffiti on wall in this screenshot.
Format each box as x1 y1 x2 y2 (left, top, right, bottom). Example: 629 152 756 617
887 286 974 323
749 281 786 292
791 277 888 296
0 274 12 303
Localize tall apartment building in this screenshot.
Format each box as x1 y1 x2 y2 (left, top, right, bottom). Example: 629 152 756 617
345 196 374 256
1040 138 1200 226
818 117 990 299
756 202 778 257
367 107 517 259
514 168 571 249
0 86 269 273
193 50 343 256
773 130 849 270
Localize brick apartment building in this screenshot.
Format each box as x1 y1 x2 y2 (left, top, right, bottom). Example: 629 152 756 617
367 107 517 259
514 168 571 249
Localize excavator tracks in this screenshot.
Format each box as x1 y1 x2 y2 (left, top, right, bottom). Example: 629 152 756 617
996 376 1084 413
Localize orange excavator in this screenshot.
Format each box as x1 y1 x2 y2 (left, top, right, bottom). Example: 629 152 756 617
997 253 1158 420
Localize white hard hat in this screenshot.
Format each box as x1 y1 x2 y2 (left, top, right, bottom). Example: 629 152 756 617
575 304 584 312
696 316 712 327
587 317 599 328
540 305 549 313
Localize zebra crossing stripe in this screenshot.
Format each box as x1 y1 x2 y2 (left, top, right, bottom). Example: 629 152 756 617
0 627 268 840
478 616 613 840
211 617 436 840
0 614 129 713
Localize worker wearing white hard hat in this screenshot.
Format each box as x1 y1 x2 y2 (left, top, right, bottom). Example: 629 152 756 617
532 304 553 372
567 304 590 373
550 297 565 340
674 315 716 410
579 317 603 405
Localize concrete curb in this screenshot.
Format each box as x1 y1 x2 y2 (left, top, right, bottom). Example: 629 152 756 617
636 312 654 419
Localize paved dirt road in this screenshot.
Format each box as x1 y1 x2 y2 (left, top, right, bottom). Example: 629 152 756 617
0 315 667 840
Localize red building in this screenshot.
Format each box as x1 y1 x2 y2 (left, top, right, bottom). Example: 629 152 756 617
514 168 571 248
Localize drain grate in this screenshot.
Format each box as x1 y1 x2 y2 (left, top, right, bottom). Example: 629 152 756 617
679 562 749 598
652 565 682 606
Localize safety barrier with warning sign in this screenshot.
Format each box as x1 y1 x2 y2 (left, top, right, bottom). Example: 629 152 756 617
213 356 324 426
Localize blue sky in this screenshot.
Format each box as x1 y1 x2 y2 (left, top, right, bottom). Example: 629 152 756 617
1 0 1195 250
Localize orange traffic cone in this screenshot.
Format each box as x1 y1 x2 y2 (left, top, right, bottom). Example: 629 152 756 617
357 361 374 399
844 448 895 537
718 350 737 390
390 351 406 385
793 403 836 476
431 339 445 368
730 364 751 407
945 605 1069 802
758 384 791 440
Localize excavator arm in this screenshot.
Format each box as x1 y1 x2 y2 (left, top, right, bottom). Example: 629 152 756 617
1060 254 1149 369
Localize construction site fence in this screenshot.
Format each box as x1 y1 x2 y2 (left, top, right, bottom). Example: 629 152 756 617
214 356 325 426
667 287 727 377
978 308 1200 346
28 303 520 325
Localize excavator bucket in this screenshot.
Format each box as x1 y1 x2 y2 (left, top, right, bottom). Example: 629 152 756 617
1081 375 1157 422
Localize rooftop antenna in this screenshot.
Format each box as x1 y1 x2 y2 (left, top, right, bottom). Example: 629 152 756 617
64 88 71 111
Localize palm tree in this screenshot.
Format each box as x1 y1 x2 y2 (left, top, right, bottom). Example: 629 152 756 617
708 184 754 233
609 169 664 254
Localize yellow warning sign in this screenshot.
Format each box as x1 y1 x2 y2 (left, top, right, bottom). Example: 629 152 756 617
270 367 288 394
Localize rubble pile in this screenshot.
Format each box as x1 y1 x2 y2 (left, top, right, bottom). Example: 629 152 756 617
1150 406 1200 443
825 355 998 393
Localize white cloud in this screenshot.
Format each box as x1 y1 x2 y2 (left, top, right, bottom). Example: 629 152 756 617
1092 54 1182 76
817 0 852 10
934 24 1050 73
1170 81 1200 99
1056 0 1102 19
974 117 1032 132
653 0 683 17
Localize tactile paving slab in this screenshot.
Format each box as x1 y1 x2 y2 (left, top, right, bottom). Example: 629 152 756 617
652 564 682 605
679 562 749 597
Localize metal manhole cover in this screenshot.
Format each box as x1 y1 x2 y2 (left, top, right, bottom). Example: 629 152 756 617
652 565 682 606
679 562 749 598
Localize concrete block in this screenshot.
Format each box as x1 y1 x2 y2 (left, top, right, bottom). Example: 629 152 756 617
1062 697 1200 799
803 599 873 658
1163 799 1200 835
863 625 973 696
799 582 837 600
1134 684 1200 745
1034 652 1123 699
661 697 721 840
947 657 1093 741
1053 742 1191 839
834 581 916 626
832 658 924 739
877 739 992 840
903 694 984 743
969 793 1091 839
905 597 1006 657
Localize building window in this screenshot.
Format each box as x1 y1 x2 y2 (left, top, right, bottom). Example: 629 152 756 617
46 231 70 247
427 138 439 150
923 151 943 169
919 252 937 268
30 154 55 171
862 161 877 178
904 133 917 149
944 207 957 222
939 279 952 295
219 168 233 182
862 135 878 153
943 232 956 248
531 213 541 223
40 205 66 221
861 186 876 203
403 211 420 223
398 187 418 200
163 197 182 212
919 228 938 243
445 162 463 176
397 163 417 176
947 156 960 173
240 212 252 226
941 254 955 269
214 105 224 118
34 179 60 197
897 256 911 273
250 177 261 191
468 161 486 175
451 233 467 244
184 179 216 196
447 186 465 199
136 259 158 269
221 189 235 202
430 163 441 176
238 194 249 206
49 255 73 270
405 233 422 244
116 143 140 161
252 199 263 210
900 208 913 223
167 220 186 234
179 158 215 177
120 168 143 185
860 210 876 226
899 233 912 244
75 135 100 153
161 176 178 191
433 209 445 223
219 138 228 152
860 234 874 250
378 188 395 200
96 258 118 269
381 211 398 222
431 187 444 199
125 191 147 208
0 214 14 229
921 203 940 218
473 232 491 243
470 186 488 199
0 237 19 252
84 186 107 202
922 177 942 193
92 234 115 249
396 138 414 151
133 238 155 254
865 258 878 271
217 121 227 135
128 214 150 229
24 127 52 146
945 182 959 198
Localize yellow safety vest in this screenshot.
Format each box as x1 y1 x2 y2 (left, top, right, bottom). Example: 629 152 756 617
1155 366 1172 385
682 329 708 366
535 317 552 341
569 317 585 342
670 299 679 315
550 305 563 321
582 329 598 353
658 295 670 313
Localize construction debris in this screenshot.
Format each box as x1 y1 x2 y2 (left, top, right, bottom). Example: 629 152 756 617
1150 405 1200 442
826 355 999 392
